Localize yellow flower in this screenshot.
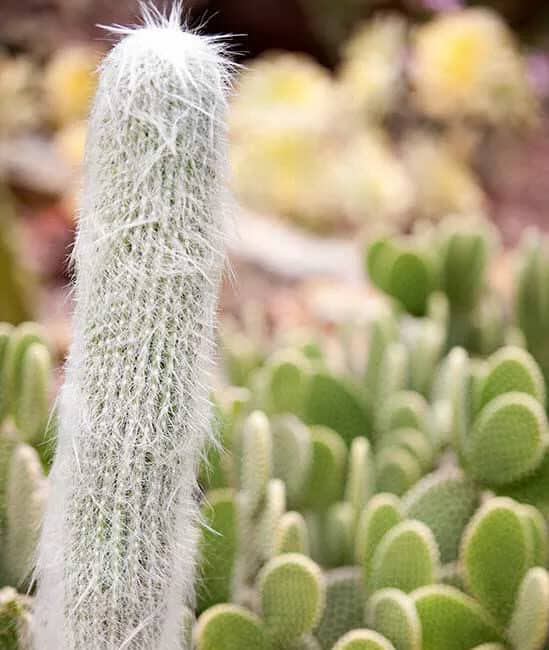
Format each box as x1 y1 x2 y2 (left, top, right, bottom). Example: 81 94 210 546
44 46 100 126
338 15 407 120
403 132 485 220
230 53 335 134
413 9 536 125
338 129 415 225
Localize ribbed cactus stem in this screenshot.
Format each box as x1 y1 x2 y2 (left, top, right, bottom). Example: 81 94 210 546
34 9 232 650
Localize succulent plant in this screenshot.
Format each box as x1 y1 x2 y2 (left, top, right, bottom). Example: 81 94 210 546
366 588 421 650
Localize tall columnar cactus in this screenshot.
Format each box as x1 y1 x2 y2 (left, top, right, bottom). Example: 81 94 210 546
34 10 232 650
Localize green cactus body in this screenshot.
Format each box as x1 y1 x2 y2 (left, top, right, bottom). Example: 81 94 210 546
241 411 273 516
461 497 534 626
258 553 326 646
0 323 14 423
34 12 233 649
2 443 48 588
466 392 548 486
401 469 479 563
413 585 501 650
507 567 549 650
271 415 312 507
333 629 397 650
345 437 374 520
300 426 347 512
305 373 371 446
375 344 410 414
0 587 33 650
355 493 402 582
378 428 432 473
258 479 287 562
375 447 422 497
262 351 311 417
519 504 548 567
369 520 440 594
197 489 238 613
366 588 421 650
478 346 546 411
195 604 268 650
365 306 398 398
377 391 428 436
324 502 355 567
13 342 51 444
274 511 310 556
408 319 445 397
314 567 365 650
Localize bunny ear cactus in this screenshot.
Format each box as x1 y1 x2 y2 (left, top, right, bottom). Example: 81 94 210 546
274 511 310 556
314 567 365 650
366 588 422 650
375 447 422 497
465 392 548 486
195 604 269 650
2 443 48 589
240 410 273 516
401 469 479 563
345 436 374 520
412 585 502 650
364 306 398 399
460 497 535 627
507 567 549 650
34 11 233 650
333 629 397 650
271 415 312 507
324 502 355 567
377 391 428 437
258 553 326 647
369 520 440 594
515 230 549 384
197 489 238 613
407 319 445 397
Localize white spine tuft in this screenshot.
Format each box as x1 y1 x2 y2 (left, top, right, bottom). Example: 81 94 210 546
34 11 232 650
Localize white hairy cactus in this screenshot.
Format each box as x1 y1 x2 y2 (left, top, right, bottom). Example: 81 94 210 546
34 7 232 649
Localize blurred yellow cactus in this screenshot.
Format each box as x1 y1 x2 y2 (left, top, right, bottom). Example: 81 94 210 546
0 53 41 137
338 129 415 225
231 128 341 231
230 53 336 133
412 9 536 125
338 15 407 121
44 45 100 126
403 132 486 220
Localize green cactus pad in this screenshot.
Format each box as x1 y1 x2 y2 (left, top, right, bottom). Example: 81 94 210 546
519 504 548 567
439 562 465 591
408 320 445 397
288 635 323 650
3 442 47 587
501 449 549 516
389 250 433 317
461 497 534 626
197 489 238 613
438 224 489 312
378 391 429 435
378 428 433 473
365 307 398 399
240 410 272 515
305 372 371 446
258 553 326 644
369 520 440 593
366 236 400 294
3 322 47 407
376 344 410 412
468 645 506 650
413 585 502 650
345 437 374 517
478 346 546 410
333 629 397 650
274 511 310 556
195 604 269 650
271 415 312 505
314 567 365 650
324 502 355 567
375 447 422 497
300 426 347 511
263 351 311 416
13 341 51 444
401 469 479 563
508 567 549 650
366 588 421 650
355 493 402 580
467 392 548 486
258 478 287 561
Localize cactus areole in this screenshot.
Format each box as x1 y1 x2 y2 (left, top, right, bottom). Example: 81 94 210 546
34 8 232 650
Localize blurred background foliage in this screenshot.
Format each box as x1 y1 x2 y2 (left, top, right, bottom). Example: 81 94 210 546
0 0 549 335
